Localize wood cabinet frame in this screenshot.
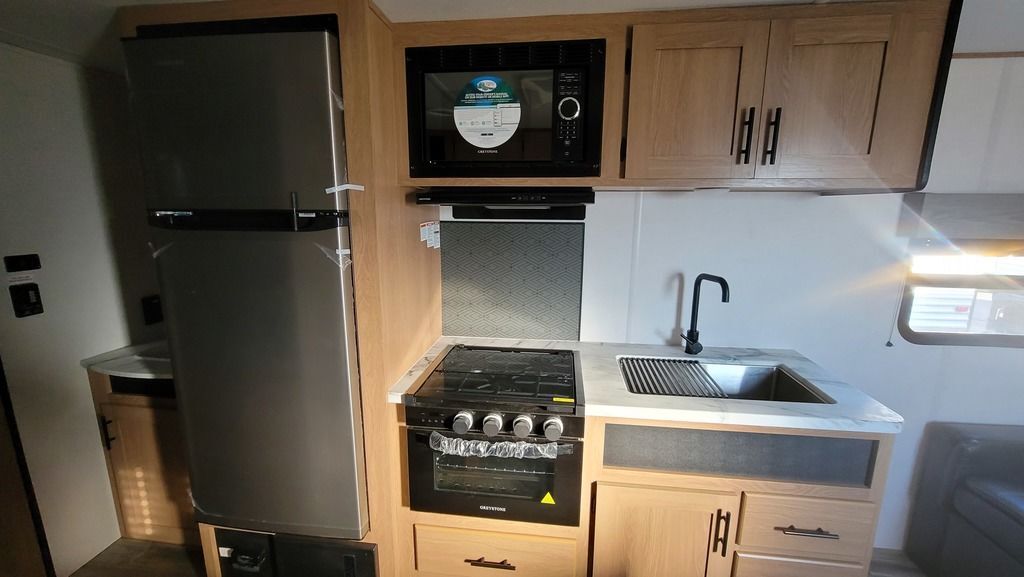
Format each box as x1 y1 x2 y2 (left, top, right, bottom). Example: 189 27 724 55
392 0 959 192
579 417 895 577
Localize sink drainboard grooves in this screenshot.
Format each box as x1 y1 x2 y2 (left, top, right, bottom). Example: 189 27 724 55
619 357 727 398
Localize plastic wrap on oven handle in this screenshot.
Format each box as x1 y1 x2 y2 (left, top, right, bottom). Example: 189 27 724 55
428 431 572 459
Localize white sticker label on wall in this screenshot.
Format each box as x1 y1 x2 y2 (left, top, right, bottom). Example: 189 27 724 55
420 222 431 242
430 221 441 249
453 76 521 149
7 273 34 284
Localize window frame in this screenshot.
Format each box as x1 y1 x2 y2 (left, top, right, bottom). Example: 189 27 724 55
898 270 1024 349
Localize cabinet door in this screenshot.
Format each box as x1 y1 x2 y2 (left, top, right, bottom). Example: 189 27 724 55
757 13 926 181
625 21 770 179
101 403 195 543
592 483 738 577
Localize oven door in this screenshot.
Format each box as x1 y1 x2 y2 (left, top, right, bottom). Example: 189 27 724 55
407 428 582 526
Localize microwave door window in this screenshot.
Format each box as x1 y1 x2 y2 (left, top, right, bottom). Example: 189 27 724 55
424 70 553 162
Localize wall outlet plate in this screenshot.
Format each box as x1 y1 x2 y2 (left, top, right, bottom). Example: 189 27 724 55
9 283 43 317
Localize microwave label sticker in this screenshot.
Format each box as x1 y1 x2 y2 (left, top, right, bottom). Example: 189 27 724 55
453 75 521 149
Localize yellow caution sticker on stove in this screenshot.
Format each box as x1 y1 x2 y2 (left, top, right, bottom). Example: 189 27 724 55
552 397 575 403
541 492 556 505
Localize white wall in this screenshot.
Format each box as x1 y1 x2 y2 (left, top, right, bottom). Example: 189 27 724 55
579 60 1024 549
0 43 157 576
925 58 1024 194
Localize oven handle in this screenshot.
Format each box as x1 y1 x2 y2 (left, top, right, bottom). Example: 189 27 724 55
428 431 573 459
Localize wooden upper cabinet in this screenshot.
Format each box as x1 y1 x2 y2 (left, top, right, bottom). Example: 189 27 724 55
621 1 949 188
591 483 738 577
625 21 770 179
756 15 895 180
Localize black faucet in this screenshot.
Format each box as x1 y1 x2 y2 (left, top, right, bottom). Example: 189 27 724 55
683 273 730 355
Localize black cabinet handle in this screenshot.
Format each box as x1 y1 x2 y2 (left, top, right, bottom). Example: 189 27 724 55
465 557 516 571
773 525 840 540
712 509 732 558
99 416 116 450
738 107 756 164
763 107 782 165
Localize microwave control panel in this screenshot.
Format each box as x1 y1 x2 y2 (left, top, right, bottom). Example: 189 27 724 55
555 70 586 162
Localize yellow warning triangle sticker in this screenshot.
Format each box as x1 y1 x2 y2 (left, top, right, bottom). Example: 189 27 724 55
541 492 556 505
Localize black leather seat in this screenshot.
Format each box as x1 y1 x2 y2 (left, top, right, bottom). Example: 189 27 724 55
906 422 1024 577
952 478 1024 565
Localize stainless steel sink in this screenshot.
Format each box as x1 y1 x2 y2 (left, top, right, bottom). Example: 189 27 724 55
618 356 835 404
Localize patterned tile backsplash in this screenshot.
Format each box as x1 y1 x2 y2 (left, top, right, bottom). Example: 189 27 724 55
441 222 584 340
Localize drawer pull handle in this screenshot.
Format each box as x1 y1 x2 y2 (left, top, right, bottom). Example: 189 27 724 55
465 557 516 571
773 525 840 540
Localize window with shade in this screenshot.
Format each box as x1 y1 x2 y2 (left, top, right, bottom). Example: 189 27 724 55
897 193 1024 348
898 240 1024 348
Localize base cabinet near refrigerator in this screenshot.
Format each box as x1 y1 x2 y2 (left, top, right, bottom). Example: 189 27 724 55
86 370 196 545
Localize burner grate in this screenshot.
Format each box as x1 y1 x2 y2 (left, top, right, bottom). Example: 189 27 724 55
414 346 578 404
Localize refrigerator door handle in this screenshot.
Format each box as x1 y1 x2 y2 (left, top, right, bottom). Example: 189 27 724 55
291 191 300 231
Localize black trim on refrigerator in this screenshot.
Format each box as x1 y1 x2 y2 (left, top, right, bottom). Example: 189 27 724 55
131 14 339 39
916 0 963 191
0 355 57 577
148 210 348 231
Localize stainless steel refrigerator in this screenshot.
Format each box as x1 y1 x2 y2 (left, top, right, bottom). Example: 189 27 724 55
123 17 368 542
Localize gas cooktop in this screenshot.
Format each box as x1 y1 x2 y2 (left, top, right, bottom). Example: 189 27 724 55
403 344 584 440
415 344 576 398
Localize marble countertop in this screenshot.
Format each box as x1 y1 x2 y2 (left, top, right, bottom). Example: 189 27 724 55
387 336 903 434
81 340 172 380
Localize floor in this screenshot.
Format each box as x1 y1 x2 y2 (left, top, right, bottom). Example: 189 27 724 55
72 539 924 577
70 539 204 577
870 549 928 577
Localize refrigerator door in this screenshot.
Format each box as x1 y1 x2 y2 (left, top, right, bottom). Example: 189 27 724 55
124 26 347 211
152 226 366 538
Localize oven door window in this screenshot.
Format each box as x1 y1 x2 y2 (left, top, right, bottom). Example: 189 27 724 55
423 70 553 162
434 453 555 500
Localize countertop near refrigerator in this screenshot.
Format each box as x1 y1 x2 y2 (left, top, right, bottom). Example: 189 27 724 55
81 340 172 380
387 336 903 434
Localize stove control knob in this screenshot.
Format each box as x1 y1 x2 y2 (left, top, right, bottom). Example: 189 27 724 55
482 413 503 437
452 411 474 435
543 417 564 441
512 415 534 438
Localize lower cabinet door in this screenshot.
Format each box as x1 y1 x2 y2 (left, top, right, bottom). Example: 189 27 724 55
592 483 739 577
733 552 866 577
101 403 195 543
414 524 576 577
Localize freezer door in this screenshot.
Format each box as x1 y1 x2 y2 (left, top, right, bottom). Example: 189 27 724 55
153 227 367 538
124 27 348 211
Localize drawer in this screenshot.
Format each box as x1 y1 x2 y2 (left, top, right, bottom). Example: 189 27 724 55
738 493 875 560
733 553 866 577
414 524 575 577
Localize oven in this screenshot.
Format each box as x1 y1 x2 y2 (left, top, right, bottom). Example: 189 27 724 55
405 408 583 527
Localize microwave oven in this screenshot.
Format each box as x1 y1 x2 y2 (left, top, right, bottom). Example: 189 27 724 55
405 39 605 178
